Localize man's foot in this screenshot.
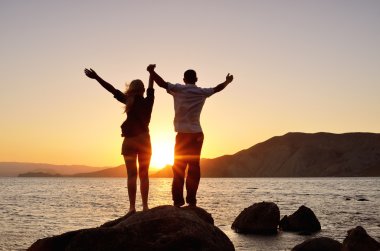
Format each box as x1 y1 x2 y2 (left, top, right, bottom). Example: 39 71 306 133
142 206 149 211
174 202 185 208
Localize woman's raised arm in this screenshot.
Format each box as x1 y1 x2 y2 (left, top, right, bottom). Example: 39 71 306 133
84 68 118 94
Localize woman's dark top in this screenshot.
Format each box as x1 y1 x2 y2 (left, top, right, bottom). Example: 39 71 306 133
112 88 154 138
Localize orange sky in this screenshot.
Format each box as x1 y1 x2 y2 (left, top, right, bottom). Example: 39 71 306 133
1 1 380 168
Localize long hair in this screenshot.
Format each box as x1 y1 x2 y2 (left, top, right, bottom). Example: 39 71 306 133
124 79 145 112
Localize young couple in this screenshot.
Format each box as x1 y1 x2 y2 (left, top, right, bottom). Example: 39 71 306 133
84 65 233 213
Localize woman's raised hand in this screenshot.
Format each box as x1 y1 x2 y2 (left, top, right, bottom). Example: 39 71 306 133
84 68 98 79
147 64 156 73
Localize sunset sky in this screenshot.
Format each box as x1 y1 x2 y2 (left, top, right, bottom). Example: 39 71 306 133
1 1 379 168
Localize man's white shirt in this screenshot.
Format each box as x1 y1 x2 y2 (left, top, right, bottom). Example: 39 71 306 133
166 83 215 133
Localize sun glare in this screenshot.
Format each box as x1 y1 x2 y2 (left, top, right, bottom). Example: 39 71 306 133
150 139 174 169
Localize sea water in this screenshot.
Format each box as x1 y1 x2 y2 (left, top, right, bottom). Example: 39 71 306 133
0 177 379 251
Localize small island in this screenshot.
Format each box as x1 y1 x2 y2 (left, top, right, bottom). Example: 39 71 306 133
18 172 63 177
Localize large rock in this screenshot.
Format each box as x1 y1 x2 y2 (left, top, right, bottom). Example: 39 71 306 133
28 205 234 251
231 201 280 234
292 237 342 251
279 205 321 234
181 205 214 225
342 226 380 251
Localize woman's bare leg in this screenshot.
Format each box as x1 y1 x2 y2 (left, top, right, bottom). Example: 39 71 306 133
138 152 151 211
124 155 137 213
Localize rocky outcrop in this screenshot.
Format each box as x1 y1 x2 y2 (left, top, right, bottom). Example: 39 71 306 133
342 226 380 251
279 205 321 234
182 205 214 224
28 205 234 251
231 201 280 234
292 237 342 251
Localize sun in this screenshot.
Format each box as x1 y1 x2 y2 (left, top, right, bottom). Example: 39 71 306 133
150 139 174 169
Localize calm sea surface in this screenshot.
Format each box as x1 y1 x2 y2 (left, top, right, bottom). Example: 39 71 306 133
0 177 379 251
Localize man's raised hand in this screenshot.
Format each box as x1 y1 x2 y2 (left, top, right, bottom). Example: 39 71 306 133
226 73 234 84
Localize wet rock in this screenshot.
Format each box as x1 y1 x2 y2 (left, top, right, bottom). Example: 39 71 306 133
292 237 342 251
231 201 280 234
182 205 214 225
279 205 321 234
342 226 380 251
357 198 369 202
28 205 234 251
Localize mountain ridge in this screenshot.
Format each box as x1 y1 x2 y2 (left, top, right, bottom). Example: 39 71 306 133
5 132 380 177
153 132 380 177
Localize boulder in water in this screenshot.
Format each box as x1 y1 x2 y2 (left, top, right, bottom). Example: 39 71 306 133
279 205 321 234
231 201 280 234
342 226 380 251
292 237 342 251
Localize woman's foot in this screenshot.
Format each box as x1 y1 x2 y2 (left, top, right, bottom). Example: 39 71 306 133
128 207 136 214
142 204 149 211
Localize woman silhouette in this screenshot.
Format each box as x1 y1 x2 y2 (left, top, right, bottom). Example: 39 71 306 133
84 66 155 213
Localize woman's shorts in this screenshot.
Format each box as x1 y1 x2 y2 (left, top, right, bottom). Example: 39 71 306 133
121 132 152 156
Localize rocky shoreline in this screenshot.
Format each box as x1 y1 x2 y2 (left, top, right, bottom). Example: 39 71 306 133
28 205 234 251
28 202 379 251
231 201 380 251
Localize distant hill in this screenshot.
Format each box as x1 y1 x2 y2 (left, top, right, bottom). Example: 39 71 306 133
14 165 164 178
10 132 380 178
72 165 126 177
19 172 63 177
152 132 380 177
70 165 170 177
0 162 107 177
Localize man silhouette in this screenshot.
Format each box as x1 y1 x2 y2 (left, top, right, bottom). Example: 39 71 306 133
147 64 233 207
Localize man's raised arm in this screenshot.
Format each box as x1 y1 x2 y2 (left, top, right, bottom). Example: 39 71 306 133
213 73 234 93
147 64 168 89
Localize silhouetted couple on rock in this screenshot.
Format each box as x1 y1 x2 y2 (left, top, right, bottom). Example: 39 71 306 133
85 65 233 213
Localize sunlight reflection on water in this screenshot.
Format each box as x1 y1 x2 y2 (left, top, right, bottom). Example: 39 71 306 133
0 177 379 251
